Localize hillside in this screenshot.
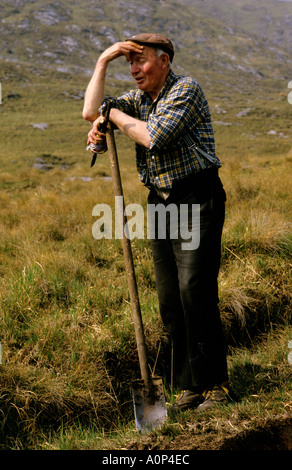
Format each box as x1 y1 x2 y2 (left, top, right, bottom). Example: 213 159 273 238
0 0 291 85
1 0 291 166
184 0 292 53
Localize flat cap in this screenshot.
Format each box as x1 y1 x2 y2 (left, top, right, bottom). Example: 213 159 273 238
125 33 174 62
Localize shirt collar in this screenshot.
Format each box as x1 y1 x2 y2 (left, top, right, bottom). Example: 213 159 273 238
139 69 177 104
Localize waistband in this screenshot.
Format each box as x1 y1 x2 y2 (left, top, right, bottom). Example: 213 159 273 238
151 169 219 201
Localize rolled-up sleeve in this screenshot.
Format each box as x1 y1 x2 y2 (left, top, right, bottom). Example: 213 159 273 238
99 90 139 117
147 79 202 150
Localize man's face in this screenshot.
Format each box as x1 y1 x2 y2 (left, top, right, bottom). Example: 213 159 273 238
128 47 168 99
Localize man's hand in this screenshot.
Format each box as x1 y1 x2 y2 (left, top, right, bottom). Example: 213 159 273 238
87 115 106 146
98 41 144 65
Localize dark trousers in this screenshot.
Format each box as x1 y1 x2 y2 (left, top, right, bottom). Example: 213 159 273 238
148 170 228 390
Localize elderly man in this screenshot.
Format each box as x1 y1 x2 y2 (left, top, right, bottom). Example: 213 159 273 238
83 33 229 412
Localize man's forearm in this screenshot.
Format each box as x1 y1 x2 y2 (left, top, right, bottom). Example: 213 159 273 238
110 108 151 149
83 41 143 122
82 60 108 122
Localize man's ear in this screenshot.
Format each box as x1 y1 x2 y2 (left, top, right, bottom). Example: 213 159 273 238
161 52 170 68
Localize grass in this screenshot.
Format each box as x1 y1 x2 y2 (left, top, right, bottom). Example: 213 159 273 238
32 326 292 451
0 57 291 449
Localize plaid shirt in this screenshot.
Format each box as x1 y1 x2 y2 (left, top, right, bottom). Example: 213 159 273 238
104 70 221 189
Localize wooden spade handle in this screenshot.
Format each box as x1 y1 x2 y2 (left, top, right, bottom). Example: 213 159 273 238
106 123 152 390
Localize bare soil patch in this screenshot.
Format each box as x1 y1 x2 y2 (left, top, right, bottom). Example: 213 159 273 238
126 416 292 451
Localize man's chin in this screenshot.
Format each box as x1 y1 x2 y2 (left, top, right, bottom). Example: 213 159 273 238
136 79 145 89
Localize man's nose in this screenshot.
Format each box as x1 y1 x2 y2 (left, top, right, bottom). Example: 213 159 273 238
130 62 139 75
